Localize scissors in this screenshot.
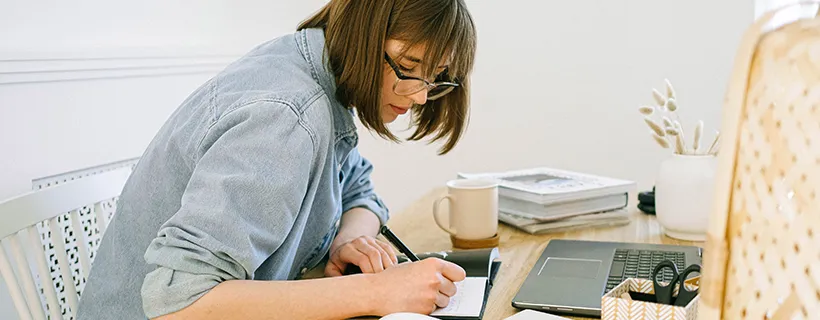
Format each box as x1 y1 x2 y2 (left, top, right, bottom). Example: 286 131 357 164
651 259 701 306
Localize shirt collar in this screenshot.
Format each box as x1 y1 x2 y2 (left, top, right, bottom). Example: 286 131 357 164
297 27 358 145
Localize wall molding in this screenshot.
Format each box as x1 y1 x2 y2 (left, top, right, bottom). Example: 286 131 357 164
31 157 140 191
0 48 241 85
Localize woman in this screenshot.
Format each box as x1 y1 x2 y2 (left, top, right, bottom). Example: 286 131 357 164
77 0 477 319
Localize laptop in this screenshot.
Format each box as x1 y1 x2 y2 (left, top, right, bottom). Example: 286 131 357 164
511 239 703 317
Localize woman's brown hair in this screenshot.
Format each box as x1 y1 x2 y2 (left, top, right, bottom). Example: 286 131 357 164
298 0 476 155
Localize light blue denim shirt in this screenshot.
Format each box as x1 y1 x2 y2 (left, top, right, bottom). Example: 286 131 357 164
76 28 389 319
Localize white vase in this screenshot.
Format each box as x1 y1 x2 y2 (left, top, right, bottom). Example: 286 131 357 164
655 154 717 241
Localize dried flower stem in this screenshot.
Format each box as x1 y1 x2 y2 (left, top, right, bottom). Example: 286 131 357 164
707 131 721 155
665 79 676 100
675 134 685 154
639 79 720 156
652 89 666 106
666 98 678 112
693 120 704 154
674 120 686 154
644 117 666 137
652 132 670 149
639 106 655 115
661 116 674 129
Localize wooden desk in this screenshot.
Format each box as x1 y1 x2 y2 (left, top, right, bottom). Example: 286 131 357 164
383 187 703 319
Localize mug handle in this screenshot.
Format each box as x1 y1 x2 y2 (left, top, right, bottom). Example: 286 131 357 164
432 195 457 236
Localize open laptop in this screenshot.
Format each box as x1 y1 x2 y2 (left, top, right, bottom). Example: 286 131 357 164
511 239 703 317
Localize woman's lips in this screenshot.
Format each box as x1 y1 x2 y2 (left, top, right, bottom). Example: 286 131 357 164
390 104 409 115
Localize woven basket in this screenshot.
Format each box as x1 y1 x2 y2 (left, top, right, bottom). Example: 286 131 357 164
699 3 820 319
602 278 701 320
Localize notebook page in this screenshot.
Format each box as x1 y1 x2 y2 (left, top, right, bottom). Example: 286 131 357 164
430 277 487 317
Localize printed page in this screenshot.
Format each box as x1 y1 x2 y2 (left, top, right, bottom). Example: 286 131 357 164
430 277 487 318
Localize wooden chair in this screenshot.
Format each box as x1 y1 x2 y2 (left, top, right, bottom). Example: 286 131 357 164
700 2 820 319
0 167 131 320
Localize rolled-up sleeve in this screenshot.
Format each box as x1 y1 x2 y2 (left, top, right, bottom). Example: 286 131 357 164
140 101 314 318
340 148 389 225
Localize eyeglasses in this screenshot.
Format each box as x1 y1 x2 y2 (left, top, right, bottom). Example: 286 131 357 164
384 53 458 101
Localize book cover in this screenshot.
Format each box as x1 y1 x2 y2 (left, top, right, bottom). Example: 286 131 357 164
499 209 631 234
499 192 629 221
457 167 636 205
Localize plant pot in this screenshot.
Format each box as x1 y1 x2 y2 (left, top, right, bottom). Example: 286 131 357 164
655 154 717 241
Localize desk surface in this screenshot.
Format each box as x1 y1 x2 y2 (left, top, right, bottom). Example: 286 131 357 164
384 187 703 319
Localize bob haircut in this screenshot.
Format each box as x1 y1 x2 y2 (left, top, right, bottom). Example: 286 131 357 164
298 0 477 155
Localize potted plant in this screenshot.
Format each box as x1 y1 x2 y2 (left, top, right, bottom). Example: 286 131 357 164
639 79 720 241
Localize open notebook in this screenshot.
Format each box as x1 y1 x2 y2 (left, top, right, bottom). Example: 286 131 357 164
398 248 501 320
350 248 502 320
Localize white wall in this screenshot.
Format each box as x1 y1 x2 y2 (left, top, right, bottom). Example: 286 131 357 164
0 0 327 201
0 1 326 318
360 0 754 212
1 0 756 318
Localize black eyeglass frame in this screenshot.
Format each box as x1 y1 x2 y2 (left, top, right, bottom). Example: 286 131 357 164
383 53 459 100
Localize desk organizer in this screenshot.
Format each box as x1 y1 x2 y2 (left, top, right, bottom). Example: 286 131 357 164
601 277 700 320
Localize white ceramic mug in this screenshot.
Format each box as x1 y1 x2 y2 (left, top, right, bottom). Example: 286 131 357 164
432 179 499 240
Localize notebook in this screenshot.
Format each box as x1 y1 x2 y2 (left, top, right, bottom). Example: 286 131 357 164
351 247 502 320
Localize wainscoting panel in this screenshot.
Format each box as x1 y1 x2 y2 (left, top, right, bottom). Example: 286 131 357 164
0 51 238 85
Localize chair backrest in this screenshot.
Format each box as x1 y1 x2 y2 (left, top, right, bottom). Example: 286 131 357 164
0 167 131 320
700 2 820 319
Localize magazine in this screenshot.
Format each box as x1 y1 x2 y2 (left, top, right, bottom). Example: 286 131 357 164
457 167 636 205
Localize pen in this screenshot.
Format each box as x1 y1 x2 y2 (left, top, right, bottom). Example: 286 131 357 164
380 225 420 262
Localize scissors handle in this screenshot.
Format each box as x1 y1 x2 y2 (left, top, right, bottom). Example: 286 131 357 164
651 260 678 305
674 264 701 306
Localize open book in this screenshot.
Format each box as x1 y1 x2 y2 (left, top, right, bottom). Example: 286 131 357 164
354 248 502 320
403 248 501 319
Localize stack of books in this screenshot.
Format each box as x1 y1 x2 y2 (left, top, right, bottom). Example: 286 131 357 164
457 167 636 234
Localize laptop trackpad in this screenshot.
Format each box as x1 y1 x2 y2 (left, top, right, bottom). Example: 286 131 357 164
539 258 601 279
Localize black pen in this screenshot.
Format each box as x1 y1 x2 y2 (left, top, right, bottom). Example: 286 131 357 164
379 225 420 261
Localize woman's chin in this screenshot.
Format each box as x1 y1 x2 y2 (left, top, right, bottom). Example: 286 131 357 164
381 112 399 123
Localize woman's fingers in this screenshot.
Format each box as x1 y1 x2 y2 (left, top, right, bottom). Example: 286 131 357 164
332 236 404 274
438 273 457 297
338 244 374 273
372 238 397 269
353 237 384 272
435 292 451 309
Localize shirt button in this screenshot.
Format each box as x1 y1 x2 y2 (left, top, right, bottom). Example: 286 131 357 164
335 219 341 229
300 267 308 274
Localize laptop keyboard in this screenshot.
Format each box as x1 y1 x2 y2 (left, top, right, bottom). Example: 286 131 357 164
605 249 686 293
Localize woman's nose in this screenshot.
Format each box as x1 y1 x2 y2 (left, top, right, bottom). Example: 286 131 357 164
409 88 428 106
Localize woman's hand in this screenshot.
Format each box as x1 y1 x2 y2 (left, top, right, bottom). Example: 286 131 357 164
325 235 399 276
369 258 467 315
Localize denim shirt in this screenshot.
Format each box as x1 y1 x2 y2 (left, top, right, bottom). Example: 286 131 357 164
76 28 390 319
